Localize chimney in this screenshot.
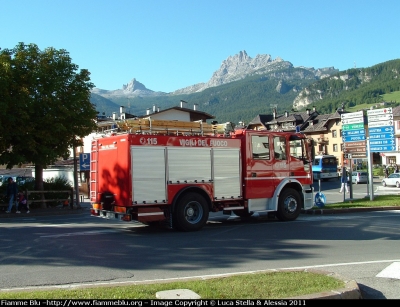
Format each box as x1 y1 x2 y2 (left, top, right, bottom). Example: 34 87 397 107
157 107 160 112
180 100 188 108
273 108 277 119
120 106 125 114
146 108 150 115
193 103 198 111
153 105 156 112
313 106 316 112
112 112 117 120
306 109 310 115
285 111 289 117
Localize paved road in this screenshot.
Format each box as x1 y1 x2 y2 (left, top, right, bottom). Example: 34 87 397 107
0 205 399 299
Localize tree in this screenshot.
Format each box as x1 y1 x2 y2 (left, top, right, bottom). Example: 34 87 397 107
0 43 97 206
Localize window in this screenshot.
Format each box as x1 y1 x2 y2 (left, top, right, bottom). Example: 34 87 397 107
340 143 344 151
332 130 337 138
333 144 338 152
252 135 270 160
388 156 396 165
340 129 343 137
274 136 287 160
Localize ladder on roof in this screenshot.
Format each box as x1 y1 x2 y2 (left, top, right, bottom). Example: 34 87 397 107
117 117 234 136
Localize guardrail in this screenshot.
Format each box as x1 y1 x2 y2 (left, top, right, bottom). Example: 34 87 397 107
26 190 73 208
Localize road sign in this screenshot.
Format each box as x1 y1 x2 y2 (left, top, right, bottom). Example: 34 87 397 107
366 107 392 116
341 111 363 119
370 139 395 146
368 127 394 134
343 135 366 142
369 133 394 140
342 123 365 130
344 147 366 153
370 145 396 152
368 120 394 128
344 141 366 148
350 153 367 158
342 129 365 137
314 192 326 208
79 153 90 171
342 117 364 125
368 114 393 121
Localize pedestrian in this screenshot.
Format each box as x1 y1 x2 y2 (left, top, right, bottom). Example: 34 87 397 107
16 191 29 214
5 177 18 213
395 165 399 173
339 167 349 193
384 166 389 178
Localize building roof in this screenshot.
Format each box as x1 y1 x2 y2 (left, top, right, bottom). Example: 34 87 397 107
138 106 215 121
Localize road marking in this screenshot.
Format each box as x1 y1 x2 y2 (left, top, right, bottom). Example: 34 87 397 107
376 262 400 280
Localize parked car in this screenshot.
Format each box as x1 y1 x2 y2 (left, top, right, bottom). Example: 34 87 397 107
351 172 368 184
382 173 400 188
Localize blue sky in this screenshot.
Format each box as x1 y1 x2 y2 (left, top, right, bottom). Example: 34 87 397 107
2 0 399 93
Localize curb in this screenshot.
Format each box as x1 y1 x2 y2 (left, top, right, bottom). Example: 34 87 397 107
287 270 362 299
302 206 400 215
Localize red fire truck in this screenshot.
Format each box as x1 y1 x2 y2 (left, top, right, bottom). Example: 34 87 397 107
90 118 314 231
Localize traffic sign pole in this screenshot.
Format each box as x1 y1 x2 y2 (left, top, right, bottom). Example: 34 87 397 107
367 137 374 201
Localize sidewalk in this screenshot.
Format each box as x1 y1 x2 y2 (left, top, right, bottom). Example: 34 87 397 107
0 199 92 218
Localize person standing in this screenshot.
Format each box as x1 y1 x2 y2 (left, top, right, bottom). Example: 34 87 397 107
6 177 18 213
339 167 349 194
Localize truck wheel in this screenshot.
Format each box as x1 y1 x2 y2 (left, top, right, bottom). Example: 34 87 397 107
173 192 209 232
276 188 301 221
233 210 254 218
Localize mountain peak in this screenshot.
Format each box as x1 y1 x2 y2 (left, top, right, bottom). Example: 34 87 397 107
122 78 148 92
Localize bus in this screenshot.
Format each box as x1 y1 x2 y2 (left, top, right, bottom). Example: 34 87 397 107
312 155 338 181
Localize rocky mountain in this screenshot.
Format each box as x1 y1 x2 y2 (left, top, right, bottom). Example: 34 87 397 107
92 50 339 98
92 78 166 98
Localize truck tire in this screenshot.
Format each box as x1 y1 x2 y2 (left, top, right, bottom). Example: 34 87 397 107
276 188 301 221
173 192 209 232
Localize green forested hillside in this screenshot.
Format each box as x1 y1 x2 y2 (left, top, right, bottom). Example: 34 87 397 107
298 59 400 114
92 59 400 124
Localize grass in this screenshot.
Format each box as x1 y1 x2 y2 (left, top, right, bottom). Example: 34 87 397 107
3 195 400 300
382 91 400 102
0 271 344 299
312 194 400 209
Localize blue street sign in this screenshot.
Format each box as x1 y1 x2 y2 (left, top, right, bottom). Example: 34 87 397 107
370 139 395 146
79 153 90 171
342 129 365 137
368 126 394 134
369 133 395 140
343 135 366 142
314 192 326 208
370 145 396 152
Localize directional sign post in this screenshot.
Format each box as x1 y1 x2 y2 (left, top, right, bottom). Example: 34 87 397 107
366 107 394 201
341 111 365 200
342 111 366 159
367 108 395 153
79 153 90 171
